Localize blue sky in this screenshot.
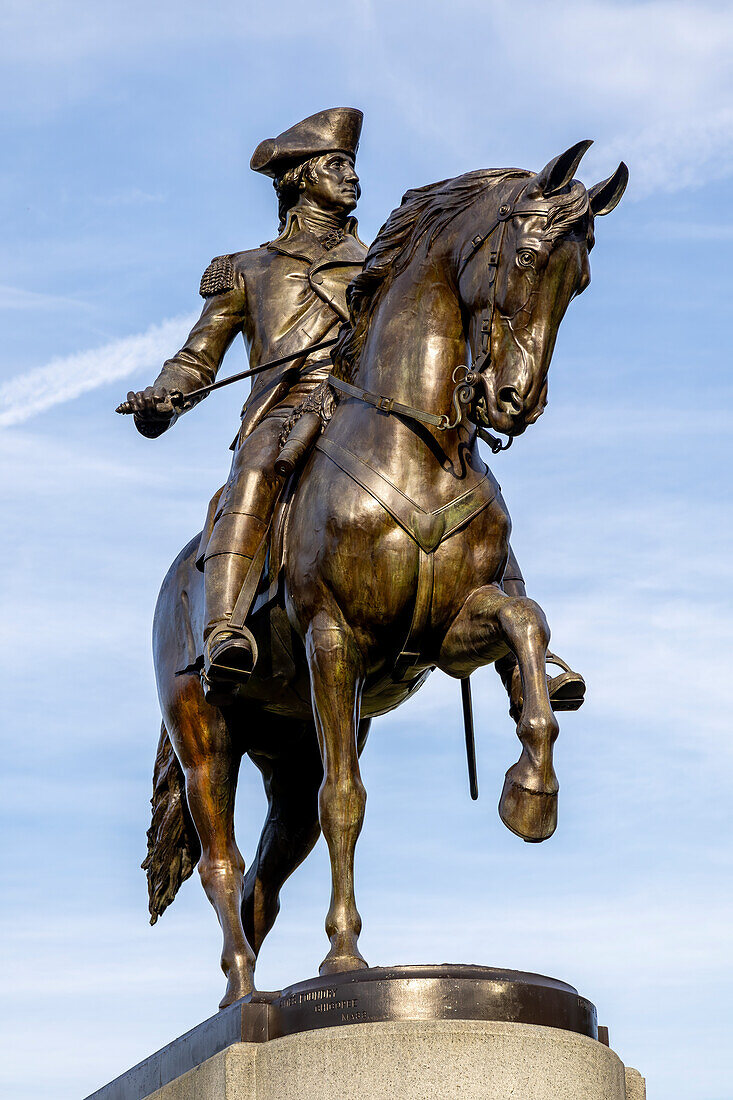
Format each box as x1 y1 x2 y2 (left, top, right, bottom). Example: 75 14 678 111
1 2 731 1098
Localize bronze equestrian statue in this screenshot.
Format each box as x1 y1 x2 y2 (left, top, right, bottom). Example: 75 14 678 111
120 109 627 1008
124 108 582 715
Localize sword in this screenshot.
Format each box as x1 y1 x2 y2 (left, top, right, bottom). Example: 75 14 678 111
115 336 339 415
461 676 479 800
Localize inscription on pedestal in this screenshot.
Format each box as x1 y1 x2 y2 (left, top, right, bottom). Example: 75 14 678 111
267 965 597 1040
278 986 370 1024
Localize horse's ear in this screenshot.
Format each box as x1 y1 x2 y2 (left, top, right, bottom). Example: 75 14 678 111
588 162 629 216
526 140 594 198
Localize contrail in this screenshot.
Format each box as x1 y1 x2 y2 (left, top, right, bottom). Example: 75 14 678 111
0 313 197 428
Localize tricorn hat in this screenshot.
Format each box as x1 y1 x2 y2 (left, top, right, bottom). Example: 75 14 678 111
250 107 363 178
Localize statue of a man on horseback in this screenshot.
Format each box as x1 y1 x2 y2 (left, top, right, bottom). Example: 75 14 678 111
123 106 584 714
119 112 628 1006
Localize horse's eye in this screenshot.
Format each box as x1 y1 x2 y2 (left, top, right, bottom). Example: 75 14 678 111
517 249 536 268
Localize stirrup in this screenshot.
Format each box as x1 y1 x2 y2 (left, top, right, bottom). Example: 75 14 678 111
546 651 586 712
203 624 258 686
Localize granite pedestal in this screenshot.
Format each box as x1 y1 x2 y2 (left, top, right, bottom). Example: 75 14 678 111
85 966 645 1100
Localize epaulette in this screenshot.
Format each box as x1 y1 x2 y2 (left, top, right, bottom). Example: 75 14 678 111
199 255 235 298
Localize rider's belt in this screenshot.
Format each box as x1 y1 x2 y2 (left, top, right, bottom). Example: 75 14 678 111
315 436 497 554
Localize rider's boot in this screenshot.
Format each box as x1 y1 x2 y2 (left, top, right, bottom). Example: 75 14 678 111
497 546 585 721
202 550 257 705
495 651 586 724
201 510 264 704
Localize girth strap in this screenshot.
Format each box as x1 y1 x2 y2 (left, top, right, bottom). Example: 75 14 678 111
315 436 497 554
393 546 434 682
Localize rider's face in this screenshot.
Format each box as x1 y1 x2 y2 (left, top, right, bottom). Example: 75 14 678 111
303 153 360 214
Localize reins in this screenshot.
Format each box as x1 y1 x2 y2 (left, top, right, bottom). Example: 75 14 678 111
115 337 340 416
328 180 546 455
328 369 510 455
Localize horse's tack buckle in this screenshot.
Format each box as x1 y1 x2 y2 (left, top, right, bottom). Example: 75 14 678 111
377 395 394 413
441 365 480 431
452 365 478 387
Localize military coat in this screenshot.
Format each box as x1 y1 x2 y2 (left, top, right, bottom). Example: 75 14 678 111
155 213 367 439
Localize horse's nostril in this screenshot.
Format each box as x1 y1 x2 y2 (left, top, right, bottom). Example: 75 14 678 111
498 386 523 415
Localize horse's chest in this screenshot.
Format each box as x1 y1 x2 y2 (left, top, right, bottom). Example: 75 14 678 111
315 436 503 555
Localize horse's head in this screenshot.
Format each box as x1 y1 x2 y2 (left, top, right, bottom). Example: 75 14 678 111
457 142 628 437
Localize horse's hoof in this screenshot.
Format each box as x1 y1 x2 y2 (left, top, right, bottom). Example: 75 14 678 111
244 989 281 1004
219 969 255 1010
219 987 253 1010
499 774 557 842
318 952 369 977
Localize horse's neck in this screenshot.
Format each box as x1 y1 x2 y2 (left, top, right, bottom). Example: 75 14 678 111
342 264 479 488
356 265 464 412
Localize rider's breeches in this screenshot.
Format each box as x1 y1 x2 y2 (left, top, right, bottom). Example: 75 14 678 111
205 415 287 561
203 415 288 632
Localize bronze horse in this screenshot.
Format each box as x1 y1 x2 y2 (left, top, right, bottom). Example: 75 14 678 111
144 141 627 1007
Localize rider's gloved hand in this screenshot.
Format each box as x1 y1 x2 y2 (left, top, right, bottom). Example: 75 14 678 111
126 385 181 438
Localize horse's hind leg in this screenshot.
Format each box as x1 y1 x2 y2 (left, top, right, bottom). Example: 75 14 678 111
166 679 255 1008
305 609 369 976
243 723 322 958
242 718 372 960
440 584 560 842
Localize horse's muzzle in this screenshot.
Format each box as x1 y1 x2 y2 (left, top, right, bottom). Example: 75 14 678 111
497 386 525 418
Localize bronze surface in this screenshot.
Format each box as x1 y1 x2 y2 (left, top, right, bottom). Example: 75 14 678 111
122 110 628 1008
267 965 598 1040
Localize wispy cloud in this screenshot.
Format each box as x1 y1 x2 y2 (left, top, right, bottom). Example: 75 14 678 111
0 283 92 311
4 1 733 195
359 0 733 197
0 313 196 427
486 0 733 198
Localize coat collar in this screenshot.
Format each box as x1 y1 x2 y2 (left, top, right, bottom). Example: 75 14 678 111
267 213 366 267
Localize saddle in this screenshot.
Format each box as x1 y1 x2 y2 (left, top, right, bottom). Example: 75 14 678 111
250 485 295 618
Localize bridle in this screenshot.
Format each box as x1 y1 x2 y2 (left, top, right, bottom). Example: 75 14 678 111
329 178 551 454
455 179 560 447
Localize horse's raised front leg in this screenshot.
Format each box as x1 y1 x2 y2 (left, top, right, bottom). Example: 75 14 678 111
167 684 255 1008
439 584 560 842
306 609 369 976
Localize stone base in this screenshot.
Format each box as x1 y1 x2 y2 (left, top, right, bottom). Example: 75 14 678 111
145 1021 646 1100
85 967 645 1100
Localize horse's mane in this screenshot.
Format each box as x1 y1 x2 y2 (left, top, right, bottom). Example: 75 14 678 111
333 168 590 382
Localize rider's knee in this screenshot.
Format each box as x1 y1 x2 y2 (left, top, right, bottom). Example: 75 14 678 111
205 511 268 561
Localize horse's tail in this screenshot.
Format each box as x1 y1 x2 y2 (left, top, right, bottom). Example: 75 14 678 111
141 723 201 925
